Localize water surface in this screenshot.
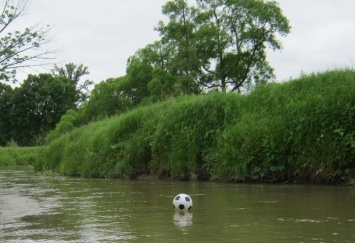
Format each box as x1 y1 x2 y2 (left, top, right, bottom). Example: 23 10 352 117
0 166 354 242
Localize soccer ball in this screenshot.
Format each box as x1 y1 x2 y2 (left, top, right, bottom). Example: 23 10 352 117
173 193 193 211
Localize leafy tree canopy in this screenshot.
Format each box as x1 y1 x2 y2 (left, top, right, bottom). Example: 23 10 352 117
9 73 77 145
52 63 94 105
128 0 290 94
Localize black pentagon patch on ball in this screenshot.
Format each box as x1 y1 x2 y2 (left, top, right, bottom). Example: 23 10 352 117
185 196 190 202
175 196 181 200
188 206 192 210
179 204 185 210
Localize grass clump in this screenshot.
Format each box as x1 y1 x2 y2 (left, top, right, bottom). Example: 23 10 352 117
0 147 41 166
212 69 355 183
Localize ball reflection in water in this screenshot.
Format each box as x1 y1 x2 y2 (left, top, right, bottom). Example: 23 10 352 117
173 210 193 228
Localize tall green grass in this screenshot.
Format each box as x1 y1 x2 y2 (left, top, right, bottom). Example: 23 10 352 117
0 147 41 166
213 69 355 183
35 69 355 184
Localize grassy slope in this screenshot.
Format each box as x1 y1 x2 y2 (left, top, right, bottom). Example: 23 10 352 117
34 69 355 184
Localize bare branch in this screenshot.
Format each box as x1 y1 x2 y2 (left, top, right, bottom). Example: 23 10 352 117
0 0 57 82
0 0 28 34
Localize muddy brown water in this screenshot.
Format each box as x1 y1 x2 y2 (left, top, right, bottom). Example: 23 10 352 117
0 166 354 242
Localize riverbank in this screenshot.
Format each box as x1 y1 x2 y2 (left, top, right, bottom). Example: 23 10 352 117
28 69 354 185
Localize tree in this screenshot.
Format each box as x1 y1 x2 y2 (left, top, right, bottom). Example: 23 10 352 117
52 63 94 105
81 77 133 121
10 74 77 145
195 0 290 92
0 0 54 83
125 45 189 104
124 55 154 104
156 0 290 92
0 82 13 145
155 0 202 94
147 68 176 102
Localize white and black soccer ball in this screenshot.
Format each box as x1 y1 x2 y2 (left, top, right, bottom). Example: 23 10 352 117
173 193 193 211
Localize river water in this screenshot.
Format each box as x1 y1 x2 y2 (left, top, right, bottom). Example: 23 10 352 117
0 166 354 242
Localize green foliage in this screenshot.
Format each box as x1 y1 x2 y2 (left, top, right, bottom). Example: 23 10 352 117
0 153 16 166
9 74 77 146
0 146 41 166
0 69 91 146
146 68 176 103
35 69 355 184
51 63 94 105
212 69 355 183
45 109 80 143
120 0 290 101
152 0 290 92
125 56 154 104
0 82 13 146
81 77 134 120
156 0 201 93
149 93 240 179
194 0 284 91
45 77 137 143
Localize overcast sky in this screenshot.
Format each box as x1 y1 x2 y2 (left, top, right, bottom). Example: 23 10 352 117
11 0 355 83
